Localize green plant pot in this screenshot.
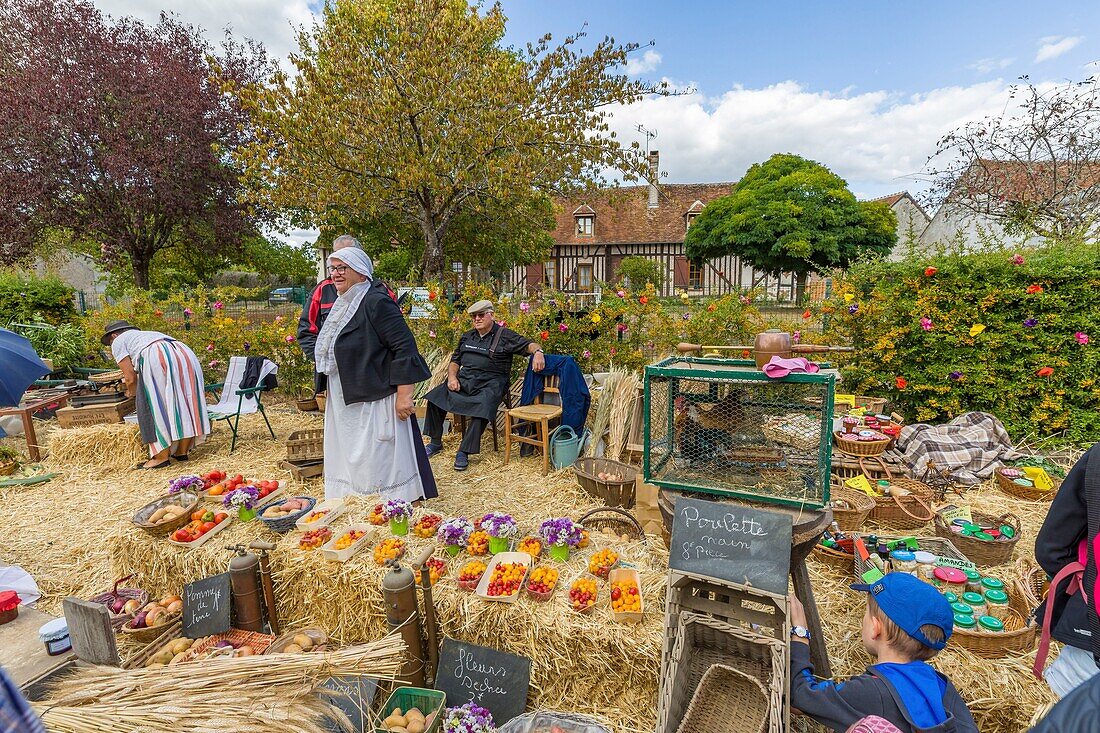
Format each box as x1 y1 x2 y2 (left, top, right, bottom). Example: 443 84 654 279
549 543 570 562
446 544 462 557
390 517 409 536
238 507 257 522
488 536 509 555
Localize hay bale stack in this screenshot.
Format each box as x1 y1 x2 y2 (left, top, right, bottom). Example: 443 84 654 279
46 423 145 472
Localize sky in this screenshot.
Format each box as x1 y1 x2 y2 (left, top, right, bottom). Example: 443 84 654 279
91 0 1100 205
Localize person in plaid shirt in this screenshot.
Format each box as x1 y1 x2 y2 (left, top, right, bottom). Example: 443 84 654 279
0 666 45 733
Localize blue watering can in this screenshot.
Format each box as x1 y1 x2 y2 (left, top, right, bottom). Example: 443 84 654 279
549 425 590 470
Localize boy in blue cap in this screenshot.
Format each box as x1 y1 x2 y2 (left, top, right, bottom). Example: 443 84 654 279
789 573 979 733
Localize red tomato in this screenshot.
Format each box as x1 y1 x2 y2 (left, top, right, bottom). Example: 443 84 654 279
201 521 216 533
214 512 228 523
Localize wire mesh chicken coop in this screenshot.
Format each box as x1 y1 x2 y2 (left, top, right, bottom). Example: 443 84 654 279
643 358 836 509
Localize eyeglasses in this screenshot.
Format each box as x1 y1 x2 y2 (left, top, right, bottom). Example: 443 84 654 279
471 312 492 319
327 265 349 275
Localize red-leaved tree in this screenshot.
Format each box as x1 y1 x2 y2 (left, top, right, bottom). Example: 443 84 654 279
0 0 271 288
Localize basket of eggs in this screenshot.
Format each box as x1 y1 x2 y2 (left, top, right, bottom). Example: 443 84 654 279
264 628 328 655
574 457 639 509
120 594 183 642
259 496 316 533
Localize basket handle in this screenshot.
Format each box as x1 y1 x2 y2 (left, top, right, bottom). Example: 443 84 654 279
858 455 894 479
112 574 137 594
577 507 644 539
891 491 935 522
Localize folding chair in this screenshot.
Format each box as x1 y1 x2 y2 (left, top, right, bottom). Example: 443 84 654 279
206 356 278 453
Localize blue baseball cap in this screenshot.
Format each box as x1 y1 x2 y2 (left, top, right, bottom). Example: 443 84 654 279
850 572 953 650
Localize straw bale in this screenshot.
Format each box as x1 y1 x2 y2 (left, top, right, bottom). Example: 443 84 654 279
45 422 145 472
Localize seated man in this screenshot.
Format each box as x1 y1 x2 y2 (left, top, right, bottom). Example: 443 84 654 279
423 299 544 471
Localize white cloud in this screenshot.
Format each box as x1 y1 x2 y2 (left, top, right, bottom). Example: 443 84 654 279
968 57 1013 74
625 49 662 76
609 80 1015 199
1035 35 1083 63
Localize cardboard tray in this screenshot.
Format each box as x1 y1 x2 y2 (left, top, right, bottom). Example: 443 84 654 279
475 551 532 604
609 567 644 624
321 524 374 562
166 513 234 548
295 498 346 531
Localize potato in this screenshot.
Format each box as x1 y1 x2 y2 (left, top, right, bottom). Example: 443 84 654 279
159 595 181 607
166 600 183 615
150 507 167 522
122 599 142 615
170 638 193 655
383 713 407 729
406 721 424 733
237 646 255 657
292 633 314 651
169 651 189 665
283 643 303 654
146 662 165 668
405 708 424 721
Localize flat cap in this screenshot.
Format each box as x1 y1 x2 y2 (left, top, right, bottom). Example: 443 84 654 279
466 299 494 315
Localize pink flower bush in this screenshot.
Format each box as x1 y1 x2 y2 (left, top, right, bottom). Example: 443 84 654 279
519 301 530 313
920 317 933 331
284 335 295 344
1076 332 1090 345
213 301 224 310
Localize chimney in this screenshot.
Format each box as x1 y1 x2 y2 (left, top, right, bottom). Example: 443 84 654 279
647 150 660 209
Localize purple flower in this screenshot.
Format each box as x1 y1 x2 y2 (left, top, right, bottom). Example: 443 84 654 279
382 499 413 520
429 330 436 338
920 317 933 331
213 301 224 310
682 312 690 320
480 511 517 538
183 307 193 316
539 517 582 547
437 517 474 546
616 323 627 333
442 703 495 733
792 330 801 344
582 349 591 359
284 335 295 344
949 371 962 381
848 304 859 315
243 342 251 351
1023 318 1038 328
168 474 203 495
558 322 568 332
519 301 530 313
224 485 260 510
206 343 214 352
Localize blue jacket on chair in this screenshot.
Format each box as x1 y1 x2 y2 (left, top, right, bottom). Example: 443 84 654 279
519 353 591 432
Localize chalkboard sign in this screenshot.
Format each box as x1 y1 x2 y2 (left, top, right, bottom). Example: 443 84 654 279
320 675 377 733
669 495 793 596
435 638 531 724
182 573 231 638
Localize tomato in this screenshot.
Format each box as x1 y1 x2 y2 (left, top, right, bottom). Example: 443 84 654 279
611 588 622 601
191 510 205 522
201 521 216 532
233 474 244 484
214 512 228 523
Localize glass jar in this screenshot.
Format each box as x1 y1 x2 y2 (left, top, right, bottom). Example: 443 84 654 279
961 592 987 617
978 615 1004 634
984 589 1010 620
890 550 917 572
942 592 959 604
954 614 977 631
981 577 1006 594
933 566 967 592
963 570 983 594
38 618 71 656
951 602 974 616
914 551 937 581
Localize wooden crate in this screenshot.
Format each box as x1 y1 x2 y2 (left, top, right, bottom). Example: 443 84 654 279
56 397 135 428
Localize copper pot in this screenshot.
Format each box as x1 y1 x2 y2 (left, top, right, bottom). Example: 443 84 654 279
753 329 791 368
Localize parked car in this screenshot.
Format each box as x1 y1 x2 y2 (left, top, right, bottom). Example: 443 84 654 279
267 287 305 306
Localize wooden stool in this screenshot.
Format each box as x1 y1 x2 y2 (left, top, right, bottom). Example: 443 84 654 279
659 488 835 676
504 376 561 475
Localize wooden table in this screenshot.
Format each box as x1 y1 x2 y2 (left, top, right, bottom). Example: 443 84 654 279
0 605 75 692
0 392 69 461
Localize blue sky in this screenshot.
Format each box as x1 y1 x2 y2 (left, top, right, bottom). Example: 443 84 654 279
96 0 1100 203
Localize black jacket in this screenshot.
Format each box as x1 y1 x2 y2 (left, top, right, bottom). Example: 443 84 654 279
790 643 977 733
296 279 339 362
1030 671 1100 732
316 280 430 405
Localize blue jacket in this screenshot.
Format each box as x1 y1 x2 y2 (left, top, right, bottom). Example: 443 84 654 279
519 353 590 432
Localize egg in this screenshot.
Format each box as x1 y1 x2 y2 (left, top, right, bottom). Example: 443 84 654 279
292 633 314 651
283 643 303 654
237 646 255 657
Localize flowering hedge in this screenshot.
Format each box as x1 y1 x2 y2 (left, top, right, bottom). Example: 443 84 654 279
823 244 1100 445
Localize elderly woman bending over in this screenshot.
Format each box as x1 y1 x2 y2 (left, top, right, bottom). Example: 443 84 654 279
314 248 437 502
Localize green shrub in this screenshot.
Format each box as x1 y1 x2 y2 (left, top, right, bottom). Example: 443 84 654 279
825 242 1100 445
16 318 87 368
0 272 76 325
617 256 664 290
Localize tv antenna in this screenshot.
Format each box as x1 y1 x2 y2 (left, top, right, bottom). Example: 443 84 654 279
636 124 657 156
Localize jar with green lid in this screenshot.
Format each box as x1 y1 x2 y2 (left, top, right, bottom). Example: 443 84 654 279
954 614 977 630
950 602 974 616
981 577 1005 593
978 615 1004 634
961 591 987 617
942 592 959 604
984 589 1010 620
963 570 983 593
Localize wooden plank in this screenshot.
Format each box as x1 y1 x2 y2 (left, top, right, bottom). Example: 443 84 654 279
0 606 76 690
62 597 118 666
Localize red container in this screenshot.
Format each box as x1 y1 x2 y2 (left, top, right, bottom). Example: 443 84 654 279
0 590 20 626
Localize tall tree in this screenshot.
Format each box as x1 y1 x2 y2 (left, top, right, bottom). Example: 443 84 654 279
928 77 1100 242
237 0 667 280
0 0 271 288
685 154 896 300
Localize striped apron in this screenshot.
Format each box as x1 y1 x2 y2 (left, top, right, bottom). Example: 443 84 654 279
135 339 211 453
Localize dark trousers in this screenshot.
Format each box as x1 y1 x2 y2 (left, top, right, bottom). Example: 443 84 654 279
424 401 487 455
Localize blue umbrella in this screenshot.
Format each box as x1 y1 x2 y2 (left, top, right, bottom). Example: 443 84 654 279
0 328 51 407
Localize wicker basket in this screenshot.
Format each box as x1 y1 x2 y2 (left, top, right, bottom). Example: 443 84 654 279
676 663 768 733
996 468 1061 502
811 545 856 574
577 507 645 543
853 535 968 580
187 629 276 658
497 711 611 733
659 612 784 733
854 396 888 414
87 574 149 630
574 457 638 509
828 480 876 532
832 453 903 481
868 479 935 529
132 492 201 536
834 431 891 457
259 496 317 534
1016 558 1050 610
286 429 324 463
121 612 182 643
761 415 821 452
950 592 1036 658
934 509 1021 566
89 369 124 384
0 461 17 477
295 397 318 412
315 392 327 412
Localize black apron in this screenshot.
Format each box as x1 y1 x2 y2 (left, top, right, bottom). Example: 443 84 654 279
424 327 508 422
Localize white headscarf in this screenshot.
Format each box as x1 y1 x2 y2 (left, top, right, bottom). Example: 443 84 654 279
314 248 374 374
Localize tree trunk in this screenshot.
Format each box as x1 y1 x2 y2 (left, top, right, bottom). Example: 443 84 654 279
133 252 152 290
419 218 445 281
795 271 808 304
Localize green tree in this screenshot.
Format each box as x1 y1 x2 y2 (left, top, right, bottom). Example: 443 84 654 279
685 154 897 300
617 255 663 289
236 0 667 280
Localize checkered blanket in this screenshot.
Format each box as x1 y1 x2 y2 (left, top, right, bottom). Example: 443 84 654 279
890 411 1022 485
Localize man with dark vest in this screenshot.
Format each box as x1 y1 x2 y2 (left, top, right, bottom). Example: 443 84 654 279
422 299 544 471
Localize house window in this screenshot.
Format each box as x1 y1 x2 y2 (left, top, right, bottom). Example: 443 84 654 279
689 260 704 289
576 263 593 292
686 212 699 228
544 260 557 289
575 215 594 236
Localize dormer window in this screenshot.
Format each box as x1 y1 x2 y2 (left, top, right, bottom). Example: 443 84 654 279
573 205 595 237
685 200 705 230
686 212 699 228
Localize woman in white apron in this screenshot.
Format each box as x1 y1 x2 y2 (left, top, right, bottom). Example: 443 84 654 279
313 247 436 503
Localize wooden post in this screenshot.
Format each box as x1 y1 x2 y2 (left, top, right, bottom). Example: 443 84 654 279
62 597 118 666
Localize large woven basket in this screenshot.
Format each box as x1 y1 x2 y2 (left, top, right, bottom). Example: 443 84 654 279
676 663 768 733
868 479 935 529
574 457 638 509
829 479 876 532
1016 557 1050 610
286 429 324 463
833 431 891 457
132 492 200 536
87 574 149 630
996 468 1060 502
934 509 1021 567
811 544 856 575
577 507 645 543
853 535 968 580
832 453 903 481
950 591 1036 658
258 496 317 534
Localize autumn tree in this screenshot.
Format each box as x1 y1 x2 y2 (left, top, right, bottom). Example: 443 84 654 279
685 154 897 300
237 0 667 280
0 0 271 288
928 77 1100 243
